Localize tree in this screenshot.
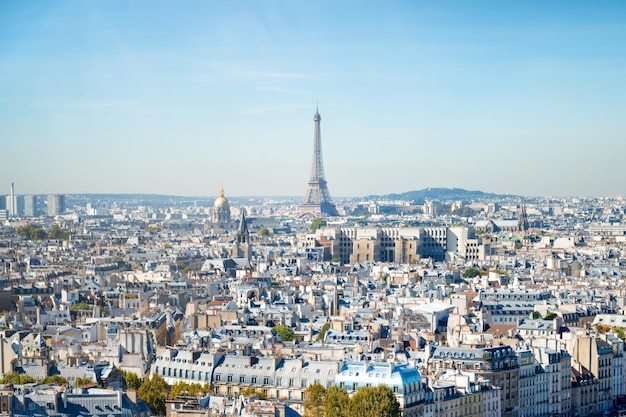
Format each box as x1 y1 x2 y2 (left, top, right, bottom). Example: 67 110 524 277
304 383 326 417
48 225 65 240
122 370 143 391
16 226 30 238
138 374 170 416
74 377 96 387
323 386 349 417
543 311 557 320
274 325 296 342
310 218 327 232
70 302 92 311
31 228 47 240
0 372 36 384
452 207 479 218
169 381 210 399
16 225 47 240
240 386 267 400
316 323 331 342
41 375 68 385
531 311 541 320
257 228 271 237
463 268 480 279
349 385 400 417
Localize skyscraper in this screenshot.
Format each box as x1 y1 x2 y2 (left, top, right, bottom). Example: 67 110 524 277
23 195 37 217
10 183 14 217
47 194 65 216
6 194 24 217
298 109 338 217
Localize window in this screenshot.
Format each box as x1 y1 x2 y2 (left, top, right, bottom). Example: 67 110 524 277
263 377 269 385
240 376 245 383
227 375 233 382
251 377 257 384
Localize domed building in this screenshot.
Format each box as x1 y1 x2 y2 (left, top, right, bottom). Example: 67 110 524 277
213 185 231 224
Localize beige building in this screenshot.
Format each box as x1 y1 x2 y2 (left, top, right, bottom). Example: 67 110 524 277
429 345 518 417
571 364 598 417
570 335 613 413
310 226 483 264
0 337 18 378
424 377 499 417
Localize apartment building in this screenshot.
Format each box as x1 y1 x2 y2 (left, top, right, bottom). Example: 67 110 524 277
428 345 519 417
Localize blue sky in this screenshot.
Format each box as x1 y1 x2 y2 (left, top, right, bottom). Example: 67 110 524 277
1 1 625 198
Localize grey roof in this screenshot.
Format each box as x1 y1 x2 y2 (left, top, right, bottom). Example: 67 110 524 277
57 365 91 382
20 363 47 380
11 387 151 417
237 211 249 236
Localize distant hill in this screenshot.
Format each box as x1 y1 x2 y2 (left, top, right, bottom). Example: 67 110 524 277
367 188 518 203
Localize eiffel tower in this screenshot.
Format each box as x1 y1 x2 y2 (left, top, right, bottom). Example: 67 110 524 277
298 108 338 217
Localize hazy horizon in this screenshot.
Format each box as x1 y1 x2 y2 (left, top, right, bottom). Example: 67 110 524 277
3 187 622 201
2 1 625 198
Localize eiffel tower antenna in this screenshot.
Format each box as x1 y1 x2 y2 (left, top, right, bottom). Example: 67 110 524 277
298 108 338 217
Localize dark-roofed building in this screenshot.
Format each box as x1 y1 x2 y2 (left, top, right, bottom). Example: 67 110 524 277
429 345 519 417
571 364 598 417
10 386 151 417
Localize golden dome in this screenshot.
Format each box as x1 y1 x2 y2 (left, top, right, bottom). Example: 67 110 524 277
213 186 230 209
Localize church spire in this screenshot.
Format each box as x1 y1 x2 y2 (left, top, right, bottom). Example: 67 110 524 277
518 201 529 232
234 209 251 260
236 209 249 241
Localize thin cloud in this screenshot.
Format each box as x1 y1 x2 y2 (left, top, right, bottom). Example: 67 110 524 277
182 70 327 83
232 71 324 80
256 87 306 94
236 106 271 115
67 101 140 110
